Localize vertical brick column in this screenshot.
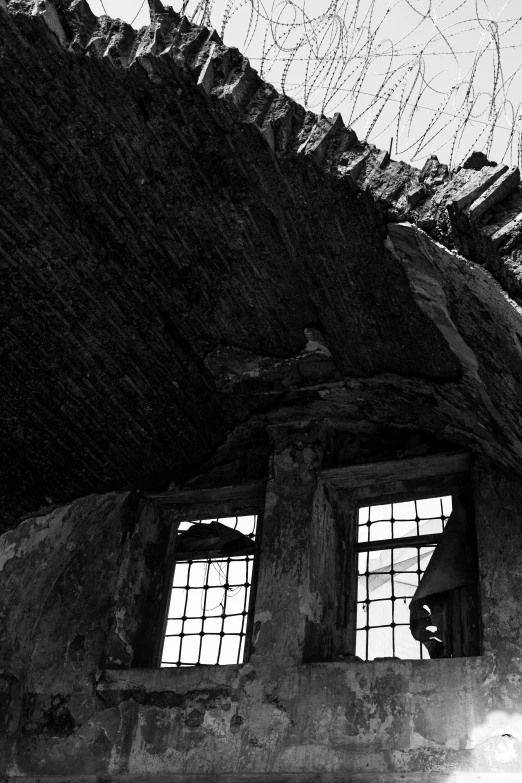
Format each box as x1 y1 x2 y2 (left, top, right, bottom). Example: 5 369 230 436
250 420 334 665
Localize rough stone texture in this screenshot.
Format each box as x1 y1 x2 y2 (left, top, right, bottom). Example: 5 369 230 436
3 458 522 777
0 0 475 530
2 0 522 530
4 1 522 780
0 491 170 772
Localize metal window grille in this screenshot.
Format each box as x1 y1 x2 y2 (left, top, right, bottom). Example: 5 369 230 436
161 515 257 667
356 495 452 661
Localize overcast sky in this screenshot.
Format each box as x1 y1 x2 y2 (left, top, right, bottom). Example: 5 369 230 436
87 1 522 169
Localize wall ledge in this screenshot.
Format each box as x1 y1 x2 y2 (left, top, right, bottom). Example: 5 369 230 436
7 773 522 783
96 655 489 699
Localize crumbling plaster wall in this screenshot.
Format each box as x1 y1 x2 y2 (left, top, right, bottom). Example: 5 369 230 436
4 1 522 779
2 448 522 778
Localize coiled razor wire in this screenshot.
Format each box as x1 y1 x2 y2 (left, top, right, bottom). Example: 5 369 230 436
148 1 522 168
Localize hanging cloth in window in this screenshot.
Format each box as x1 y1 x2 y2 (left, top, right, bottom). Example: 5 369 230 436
176 521 255 556
409 495 478 657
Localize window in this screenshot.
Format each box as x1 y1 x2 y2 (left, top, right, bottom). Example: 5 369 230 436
160 514 258 667
356 494 452 660
318 451 481 662
145 482 265 668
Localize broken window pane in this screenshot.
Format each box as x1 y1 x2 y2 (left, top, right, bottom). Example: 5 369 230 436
224 586 249 616
394 597 411 624
188 561 207 587
368 549 392 571
166 618 183 636
368 626 393 659
200 634 221 664
172 562 189 587
201 587 225 615
393 500 416 520
368 599 393 627
183 617 202 635
162 635 181 665
369 520 393 541
416 496 447 518
224 614 244 634
369 504 392 522
418 517 444 536
168 589 187 618
394 573 418 598
160 515 257 667
356 495 452 660
219 634 242 665
394 624 422 659
358 507 370 525
180 634 200 665
393 519 418 539
369 575 392 600
355 629 367 659
185 588 206 618
356 602 368 629
203 616 222 634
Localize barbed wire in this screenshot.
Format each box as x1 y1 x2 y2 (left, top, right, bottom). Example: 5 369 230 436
131 0 146 25
139 0 522 168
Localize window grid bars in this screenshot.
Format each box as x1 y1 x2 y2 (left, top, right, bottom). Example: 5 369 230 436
391 544 396 659
161 515 257 668
356 496 450 661
215 557 230 665
162 555 254 666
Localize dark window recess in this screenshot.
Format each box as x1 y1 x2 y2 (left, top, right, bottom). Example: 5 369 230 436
160 515 257 667
356 491 480 660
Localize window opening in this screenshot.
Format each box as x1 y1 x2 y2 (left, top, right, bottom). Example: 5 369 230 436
161 515 257 667
356 495 452 661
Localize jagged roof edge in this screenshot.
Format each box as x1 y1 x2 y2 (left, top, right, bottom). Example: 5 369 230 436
8 0 522 309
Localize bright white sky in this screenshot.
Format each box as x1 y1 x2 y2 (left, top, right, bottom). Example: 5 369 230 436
88 1 522 169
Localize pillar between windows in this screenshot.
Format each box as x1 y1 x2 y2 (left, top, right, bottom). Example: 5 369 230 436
250 419 335 665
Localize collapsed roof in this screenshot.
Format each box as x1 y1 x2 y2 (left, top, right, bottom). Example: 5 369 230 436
2 0 522 529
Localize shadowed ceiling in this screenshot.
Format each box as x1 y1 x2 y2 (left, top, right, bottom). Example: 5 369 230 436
0 1 464 527
4 0 522 531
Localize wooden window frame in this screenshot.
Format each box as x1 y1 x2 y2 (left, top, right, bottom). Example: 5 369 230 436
146 482 266 668
317 451 480 659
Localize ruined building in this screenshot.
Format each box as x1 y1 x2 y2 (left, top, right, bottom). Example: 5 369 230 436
3 1 522 779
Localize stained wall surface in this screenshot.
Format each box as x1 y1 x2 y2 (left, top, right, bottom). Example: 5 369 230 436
3 2 522 781
2 451 522 779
